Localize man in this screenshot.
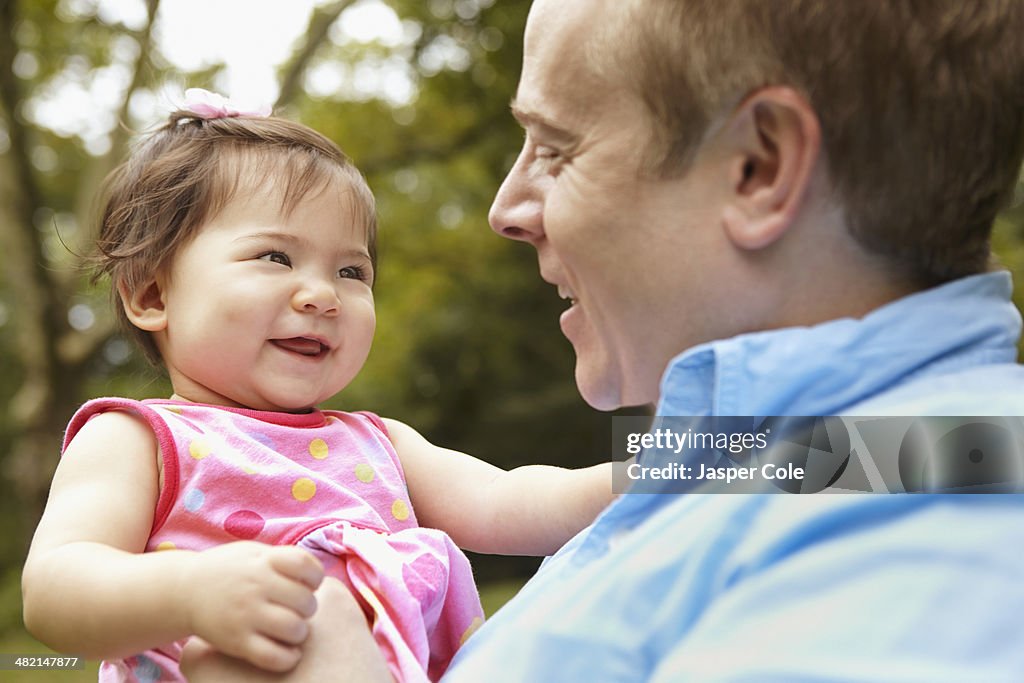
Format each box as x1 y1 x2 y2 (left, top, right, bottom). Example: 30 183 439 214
186 0 1024 679
447 0 1024 679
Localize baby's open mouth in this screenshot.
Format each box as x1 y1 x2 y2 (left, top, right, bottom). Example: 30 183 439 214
271 337 329 357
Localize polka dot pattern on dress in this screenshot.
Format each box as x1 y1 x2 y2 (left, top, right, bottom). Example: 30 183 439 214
132 654 162 682
250 432 277 450
183 488 205 512
189 439 211 460
224 510 265 539
66 400 486 682
354 463 375 483
292 477 317 502
309 438 329 459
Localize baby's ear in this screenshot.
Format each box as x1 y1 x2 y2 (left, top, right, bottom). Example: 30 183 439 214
118 277 167 332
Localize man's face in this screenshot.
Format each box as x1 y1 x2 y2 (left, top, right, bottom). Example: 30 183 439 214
489 0 736 410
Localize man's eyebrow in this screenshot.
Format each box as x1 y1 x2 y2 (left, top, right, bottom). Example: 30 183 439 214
509 99 580 145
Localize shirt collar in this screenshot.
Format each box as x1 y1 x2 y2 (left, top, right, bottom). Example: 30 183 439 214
657 272 1021 417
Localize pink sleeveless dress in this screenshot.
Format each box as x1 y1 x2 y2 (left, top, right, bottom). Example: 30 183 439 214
63 398 484 682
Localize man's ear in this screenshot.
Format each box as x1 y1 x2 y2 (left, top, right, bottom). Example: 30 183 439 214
719 86 821 251
118 277 168 332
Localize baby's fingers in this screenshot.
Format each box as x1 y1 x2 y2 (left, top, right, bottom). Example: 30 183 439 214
238 632 304 673
270 546 324 590
266 568 319 619
256 603 312 647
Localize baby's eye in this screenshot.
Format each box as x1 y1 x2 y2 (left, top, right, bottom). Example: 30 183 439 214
339 265 367 280
259 251 291 267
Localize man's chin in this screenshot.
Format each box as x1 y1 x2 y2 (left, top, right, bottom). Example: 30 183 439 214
575 366 625 412
575 361 659 412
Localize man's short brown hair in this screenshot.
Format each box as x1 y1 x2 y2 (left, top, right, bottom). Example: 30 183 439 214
599 0 1024 286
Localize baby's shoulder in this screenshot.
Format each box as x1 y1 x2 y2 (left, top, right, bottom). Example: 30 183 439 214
63 396 178 454
63 403 159 457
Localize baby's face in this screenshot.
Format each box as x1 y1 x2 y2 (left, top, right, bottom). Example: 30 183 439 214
154 181 376 412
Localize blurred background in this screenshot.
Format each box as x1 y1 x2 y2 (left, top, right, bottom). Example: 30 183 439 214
0 0 1023 676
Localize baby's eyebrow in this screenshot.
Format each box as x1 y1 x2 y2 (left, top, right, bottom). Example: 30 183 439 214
233 230 302 245
335 247 373 262
236 231 371 261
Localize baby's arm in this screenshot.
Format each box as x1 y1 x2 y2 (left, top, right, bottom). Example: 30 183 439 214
21 410 323 671
384 418 613 556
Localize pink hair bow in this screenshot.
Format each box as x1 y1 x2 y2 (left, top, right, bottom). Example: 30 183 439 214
182 88 272 119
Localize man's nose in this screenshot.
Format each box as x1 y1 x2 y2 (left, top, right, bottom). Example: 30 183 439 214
488 148 544 244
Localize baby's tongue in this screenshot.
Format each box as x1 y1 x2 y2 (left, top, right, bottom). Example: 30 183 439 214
274 337 322 356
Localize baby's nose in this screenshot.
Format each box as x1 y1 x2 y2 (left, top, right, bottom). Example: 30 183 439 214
292 279 340 315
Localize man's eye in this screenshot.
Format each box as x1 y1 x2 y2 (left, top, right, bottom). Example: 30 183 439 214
533 145 565 174
258 251 291 267
535 145 560 160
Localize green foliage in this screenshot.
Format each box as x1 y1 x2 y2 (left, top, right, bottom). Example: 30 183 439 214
478 577 526 618
994 206 1024 359
0 567 24 635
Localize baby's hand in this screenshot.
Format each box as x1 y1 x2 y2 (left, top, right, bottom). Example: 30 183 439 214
181 542 325 672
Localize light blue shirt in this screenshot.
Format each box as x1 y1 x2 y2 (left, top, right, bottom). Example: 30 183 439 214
446 272 1024 682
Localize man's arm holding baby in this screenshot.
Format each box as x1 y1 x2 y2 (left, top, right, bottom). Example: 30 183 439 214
21 411 322 672
384 418 613 556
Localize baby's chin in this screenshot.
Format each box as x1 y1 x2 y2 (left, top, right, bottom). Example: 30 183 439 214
184 374 350 413
218 389 325 415
277 404 319 414
246 396 322 414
